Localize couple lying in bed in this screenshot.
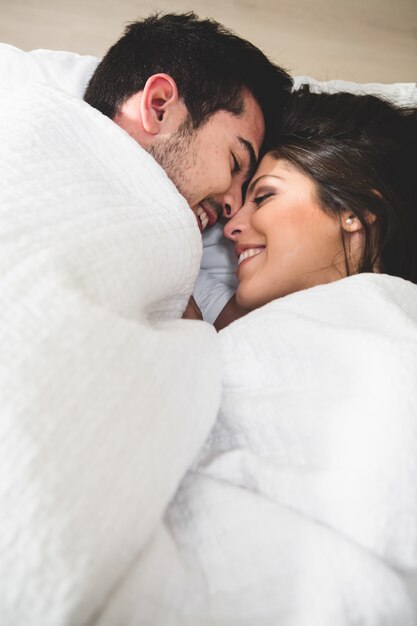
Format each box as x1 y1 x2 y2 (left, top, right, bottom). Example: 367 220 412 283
84 13 416 323
1 11 417 625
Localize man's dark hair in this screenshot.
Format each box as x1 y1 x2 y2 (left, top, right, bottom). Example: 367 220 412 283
84 12 292 130
270 85 417 283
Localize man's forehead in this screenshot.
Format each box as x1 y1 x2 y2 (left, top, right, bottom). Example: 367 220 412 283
235 97 264 165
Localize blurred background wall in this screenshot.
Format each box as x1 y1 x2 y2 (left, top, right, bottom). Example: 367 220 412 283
0 0 416 83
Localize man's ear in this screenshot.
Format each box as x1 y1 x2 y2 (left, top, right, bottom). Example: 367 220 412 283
140 73 182 135
341 210 377 233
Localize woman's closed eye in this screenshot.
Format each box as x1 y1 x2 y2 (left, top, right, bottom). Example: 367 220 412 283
253 191 275 207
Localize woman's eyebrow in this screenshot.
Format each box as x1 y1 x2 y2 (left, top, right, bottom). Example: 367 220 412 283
238 137 257 179
246 174 285 196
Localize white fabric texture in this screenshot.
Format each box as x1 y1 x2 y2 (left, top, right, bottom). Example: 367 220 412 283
0 42 99 98
89 274 417 625
293 75 417 105
193 224 238 324
0 82 220 626
210 273 417 575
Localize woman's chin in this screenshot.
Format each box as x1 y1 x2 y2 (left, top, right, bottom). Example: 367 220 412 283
236 288 253 311
236 286 268 312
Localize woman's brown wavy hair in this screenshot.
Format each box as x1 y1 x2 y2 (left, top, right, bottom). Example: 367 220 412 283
268 86 417 282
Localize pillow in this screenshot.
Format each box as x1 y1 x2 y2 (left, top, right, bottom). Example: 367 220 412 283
1 42 416 105
293 75 417 106
0 43 99 98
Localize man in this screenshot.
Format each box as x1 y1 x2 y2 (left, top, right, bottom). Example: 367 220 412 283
84 12 292 326
84 12 291 228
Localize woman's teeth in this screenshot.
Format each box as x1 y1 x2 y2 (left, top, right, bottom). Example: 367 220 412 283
196 205 209 230
238 248 265 266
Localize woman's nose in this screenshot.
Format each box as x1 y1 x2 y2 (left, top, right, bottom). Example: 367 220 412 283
223 214 243 240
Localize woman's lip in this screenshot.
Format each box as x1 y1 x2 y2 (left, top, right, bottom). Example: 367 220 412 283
235 244 265 258
237 247 265 273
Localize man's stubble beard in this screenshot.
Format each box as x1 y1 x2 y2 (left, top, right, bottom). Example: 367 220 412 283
147 117 198 207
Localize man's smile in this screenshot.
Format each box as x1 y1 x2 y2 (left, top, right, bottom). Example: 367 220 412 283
193 200 222 232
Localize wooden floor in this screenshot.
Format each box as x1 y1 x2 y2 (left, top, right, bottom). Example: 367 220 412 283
0 0 416 83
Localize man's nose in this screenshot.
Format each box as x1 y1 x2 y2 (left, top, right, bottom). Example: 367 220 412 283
219 183 243 219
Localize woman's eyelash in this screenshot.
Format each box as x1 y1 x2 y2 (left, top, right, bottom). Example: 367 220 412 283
253 192 274 206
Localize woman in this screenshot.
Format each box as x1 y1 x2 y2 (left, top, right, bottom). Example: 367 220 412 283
169 89 417 625
224 86 417 310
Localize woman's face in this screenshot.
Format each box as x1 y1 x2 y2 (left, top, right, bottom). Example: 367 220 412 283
223 154 349 310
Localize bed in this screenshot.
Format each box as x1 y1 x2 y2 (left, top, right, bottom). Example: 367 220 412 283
0 43 416 626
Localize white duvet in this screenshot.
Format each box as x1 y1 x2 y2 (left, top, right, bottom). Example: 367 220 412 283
94 274 417 626
1 77 417 626
0 83 220 626
189 274 417 623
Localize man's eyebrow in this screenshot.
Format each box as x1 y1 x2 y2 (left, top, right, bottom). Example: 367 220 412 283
238 137 257 179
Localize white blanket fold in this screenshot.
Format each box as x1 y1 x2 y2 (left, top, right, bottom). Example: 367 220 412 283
0 84 220 626
208 274 417 574
91 275 417 626
187 274 417 622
